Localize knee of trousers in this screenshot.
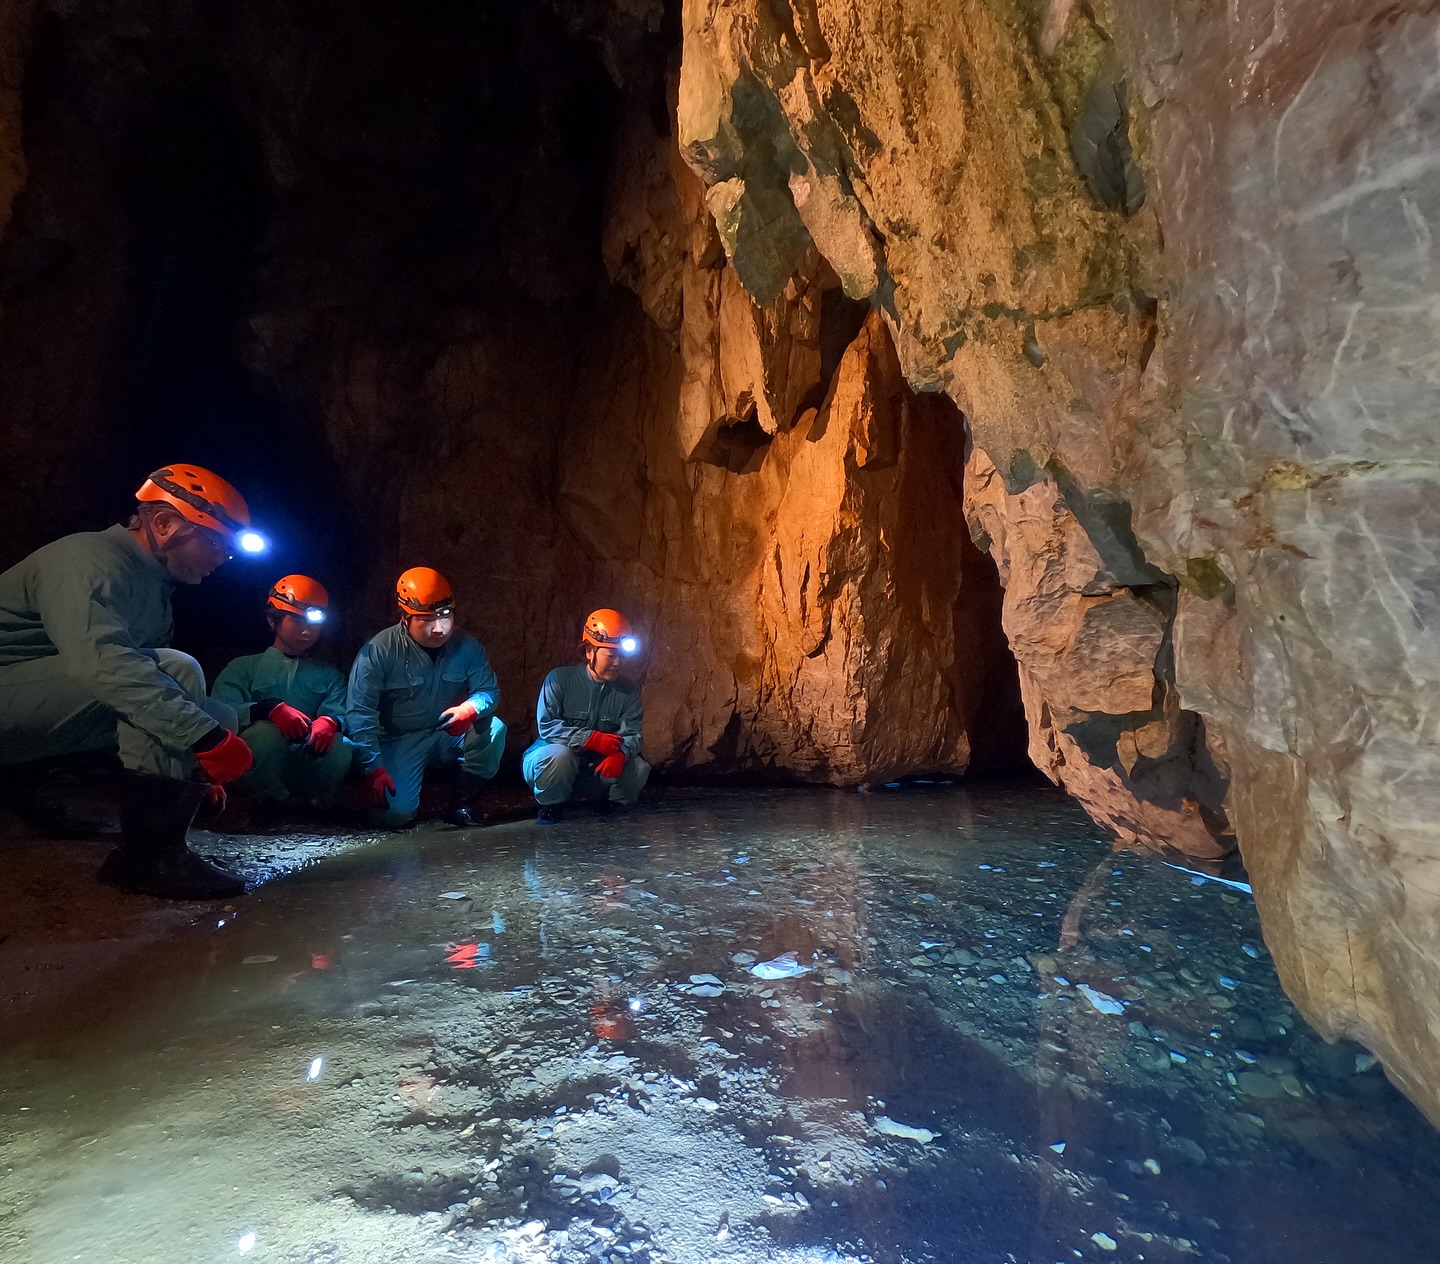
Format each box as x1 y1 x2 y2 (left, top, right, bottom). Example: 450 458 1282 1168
152 648 207 704
378 785 421 822
462 715 507 777
240 720 291 759
525 744 578 789
309 740 356 779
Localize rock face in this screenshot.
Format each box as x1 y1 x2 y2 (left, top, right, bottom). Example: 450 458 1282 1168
672 0 1440 1121
557 289 1023 779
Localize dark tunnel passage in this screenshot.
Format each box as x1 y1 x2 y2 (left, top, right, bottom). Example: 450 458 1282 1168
0 0 632 680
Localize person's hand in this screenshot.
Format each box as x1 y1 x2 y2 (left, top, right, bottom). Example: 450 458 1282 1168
439 701 480 736
269 702 313 742
308 716 339 754
596 753 626 779
583 731 622 757
193 729 253 783
204 783 227 814
365 767 396 806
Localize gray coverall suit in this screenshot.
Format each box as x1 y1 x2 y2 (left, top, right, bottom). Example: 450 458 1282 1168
0 525 235 777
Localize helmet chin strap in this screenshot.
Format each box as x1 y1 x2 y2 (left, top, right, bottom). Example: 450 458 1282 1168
140 513 186 576
141 515 170 561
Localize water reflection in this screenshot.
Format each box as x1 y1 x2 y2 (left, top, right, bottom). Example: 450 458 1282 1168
2 784 1438 1264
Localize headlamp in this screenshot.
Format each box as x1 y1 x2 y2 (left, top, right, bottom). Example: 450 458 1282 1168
236 530 268 556
619 635 639 655
304 607 326 625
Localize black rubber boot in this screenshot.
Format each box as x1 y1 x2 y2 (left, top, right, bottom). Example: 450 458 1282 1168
98 773 246 899
444 773 491 829
536 803 564 825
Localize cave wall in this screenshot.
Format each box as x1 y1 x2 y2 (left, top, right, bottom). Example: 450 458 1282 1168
0 0 1022 784
670 0 1440 1121
555 287 1022 781
573 90 1023 780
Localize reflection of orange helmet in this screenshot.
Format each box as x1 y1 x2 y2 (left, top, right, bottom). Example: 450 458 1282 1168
136 465 251 538
396 567 454 615
267 574 329 617
582 608 638 653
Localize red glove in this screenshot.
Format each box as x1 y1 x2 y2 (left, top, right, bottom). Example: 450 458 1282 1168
268 701 313 742
439 701 480 736
365 767 396 806
583 731 622 757
308 716 340 754
596 753 626 779
193 729 253 783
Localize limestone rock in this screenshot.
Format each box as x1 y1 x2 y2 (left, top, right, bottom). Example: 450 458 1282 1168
674 0 1440 1124
558 295 1023 780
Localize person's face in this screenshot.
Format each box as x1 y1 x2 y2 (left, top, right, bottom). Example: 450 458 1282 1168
587 645 622 681
405 611 455 649
156 516 229 584
274 611 322 655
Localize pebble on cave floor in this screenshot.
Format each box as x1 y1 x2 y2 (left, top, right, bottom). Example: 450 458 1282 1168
2 783 1439 1264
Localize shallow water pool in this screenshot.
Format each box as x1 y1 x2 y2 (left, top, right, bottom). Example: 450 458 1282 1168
3 784 1438 1264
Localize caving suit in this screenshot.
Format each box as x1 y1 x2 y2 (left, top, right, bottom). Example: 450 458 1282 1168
522 664 649 805
0 525 237 777
347 622 506 825
212 647 355 807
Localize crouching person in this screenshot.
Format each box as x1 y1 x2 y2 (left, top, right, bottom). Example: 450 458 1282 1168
347 568 505 828
523 608 648 823
212 575 353 811
0 465 261 898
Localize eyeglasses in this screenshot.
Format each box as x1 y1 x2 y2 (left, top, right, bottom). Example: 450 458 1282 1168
187 523 234 560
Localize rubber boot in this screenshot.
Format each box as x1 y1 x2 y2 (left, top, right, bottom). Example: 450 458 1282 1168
444 772 491 829
98 773 246 899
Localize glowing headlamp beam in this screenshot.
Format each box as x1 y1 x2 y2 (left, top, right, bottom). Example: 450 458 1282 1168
304 608 326 624
236 530 268 556
619 636 639 655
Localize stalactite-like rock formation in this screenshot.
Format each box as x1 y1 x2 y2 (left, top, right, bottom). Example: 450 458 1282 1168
670 0 1440 1124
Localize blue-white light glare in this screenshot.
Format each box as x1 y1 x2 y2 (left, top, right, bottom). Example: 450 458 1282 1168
620 636 639 655
236 530 268 556
237 1231 257 1255
307 1056 324 1082
304 607 326 624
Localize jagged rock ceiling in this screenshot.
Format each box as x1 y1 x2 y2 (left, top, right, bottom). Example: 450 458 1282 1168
1 0 1439 1125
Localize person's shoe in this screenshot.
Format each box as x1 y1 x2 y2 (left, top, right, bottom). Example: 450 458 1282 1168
443 773 490 829
536 803 564 825
97 773 246 900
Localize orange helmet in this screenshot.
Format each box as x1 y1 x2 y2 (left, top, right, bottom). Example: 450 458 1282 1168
582 608 639 654
267 574 329 623
135 465 251 540
396 567 454 615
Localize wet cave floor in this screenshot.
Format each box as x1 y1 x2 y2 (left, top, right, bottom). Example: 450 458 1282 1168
3 784 1440 1264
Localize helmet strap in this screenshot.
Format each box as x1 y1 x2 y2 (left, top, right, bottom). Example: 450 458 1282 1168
137 506 183 570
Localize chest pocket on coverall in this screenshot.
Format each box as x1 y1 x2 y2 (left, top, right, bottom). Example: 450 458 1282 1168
379 667 430 731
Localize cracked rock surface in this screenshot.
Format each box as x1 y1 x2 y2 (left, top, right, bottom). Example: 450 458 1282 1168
669 0 1440 1122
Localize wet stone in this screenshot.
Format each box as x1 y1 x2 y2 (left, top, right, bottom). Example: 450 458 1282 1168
1237 1071 1287 1100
